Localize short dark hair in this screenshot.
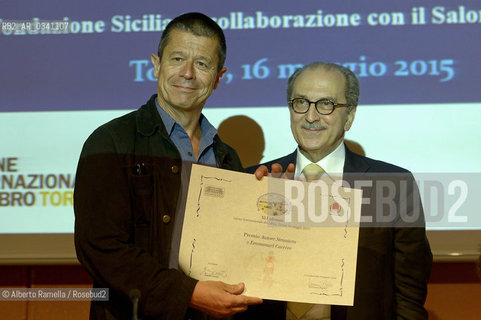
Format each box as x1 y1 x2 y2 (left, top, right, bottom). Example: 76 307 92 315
287 62 360 108
157 12 226 72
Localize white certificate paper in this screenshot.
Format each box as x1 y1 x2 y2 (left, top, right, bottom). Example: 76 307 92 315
179 164 362 305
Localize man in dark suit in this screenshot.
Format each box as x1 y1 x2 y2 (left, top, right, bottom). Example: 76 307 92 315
247 62 432 319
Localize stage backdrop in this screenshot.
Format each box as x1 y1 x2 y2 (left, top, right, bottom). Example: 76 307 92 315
1 0 480 260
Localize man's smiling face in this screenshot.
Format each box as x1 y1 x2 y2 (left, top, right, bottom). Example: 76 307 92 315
151 29 226 113
289 66 356 162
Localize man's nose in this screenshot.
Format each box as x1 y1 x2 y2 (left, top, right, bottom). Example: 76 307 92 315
181 61 195 79
305 102 320 123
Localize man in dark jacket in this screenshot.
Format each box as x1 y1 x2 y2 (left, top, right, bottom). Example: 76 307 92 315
247 62 432 319
74 12 284 320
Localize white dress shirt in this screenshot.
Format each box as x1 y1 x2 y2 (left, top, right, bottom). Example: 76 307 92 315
287 142 347 320
295 142 346 181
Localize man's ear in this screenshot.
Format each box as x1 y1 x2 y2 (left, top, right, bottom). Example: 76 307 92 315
213 67 227 90
344 106 357 131
150 54 161 78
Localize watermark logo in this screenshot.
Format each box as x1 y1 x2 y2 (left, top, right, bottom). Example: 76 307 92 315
272 173 481 228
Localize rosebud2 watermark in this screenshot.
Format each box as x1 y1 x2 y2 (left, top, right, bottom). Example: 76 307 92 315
271 173 481 229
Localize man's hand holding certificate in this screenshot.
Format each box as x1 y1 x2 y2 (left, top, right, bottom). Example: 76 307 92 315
179 164 362 306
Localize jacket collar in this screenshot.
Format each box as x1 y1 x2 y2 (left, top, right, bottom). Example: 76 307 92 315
134 94 239 169
290 144 371 174
136 94 167 137
343 144 370 173
342 144 373 197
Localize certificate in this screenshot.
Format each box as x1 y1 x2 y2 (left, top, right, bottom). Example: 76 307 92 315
179 164 362 305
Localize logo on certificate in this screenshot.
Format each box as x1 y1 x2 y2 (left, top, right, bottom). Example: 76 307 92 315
204 185 225 198
257 193 291 217
329 202 343 216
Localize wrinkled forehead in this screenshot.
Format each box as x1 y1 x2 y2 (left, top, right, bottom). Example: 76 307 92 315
293 67 347 99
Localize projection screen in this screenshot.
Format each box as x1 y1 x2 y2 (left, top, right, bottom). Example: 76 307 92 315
1 0 480 262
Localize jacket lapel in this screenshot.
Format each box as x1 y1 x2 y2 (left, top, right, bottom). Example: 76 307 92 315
343 145 370 174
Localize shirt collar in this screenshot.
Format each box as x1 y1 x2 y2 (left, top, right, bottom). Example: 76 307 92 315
155 98 218 144
295 142 346 180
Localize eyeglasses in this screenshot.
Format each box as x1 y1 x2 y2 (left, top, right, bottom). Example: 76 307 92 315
288 98 350 115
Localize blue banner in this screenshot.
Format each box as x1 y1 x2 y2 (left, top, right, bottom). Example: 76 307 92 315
1 0 480 110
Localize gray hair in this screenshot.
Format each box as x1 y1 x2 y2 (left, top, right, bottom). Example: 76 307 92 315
286 62 360 108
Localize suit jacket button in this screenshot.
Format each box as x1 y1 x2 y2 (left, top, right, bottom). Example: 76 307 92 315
162 215 171 224
171 165 179 174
